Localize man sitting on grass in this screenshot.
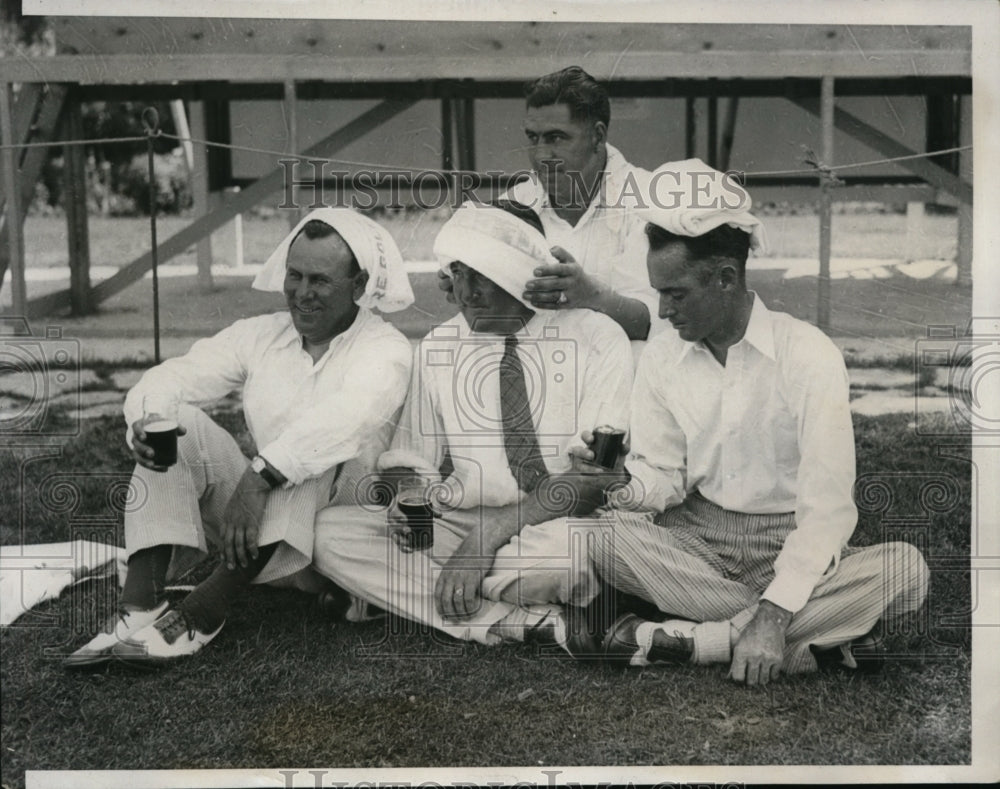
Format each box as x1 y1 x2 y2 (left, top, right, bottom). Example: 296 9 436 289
312 199 633 652
576 171 930 683
64 208 414 668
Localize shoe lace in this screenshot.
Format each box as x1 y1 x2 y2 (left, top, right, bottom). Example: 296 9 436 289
155 610 197 645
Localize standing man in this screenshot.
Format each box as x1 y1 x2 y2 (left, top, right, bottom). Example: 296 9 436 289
579 176 929 683
65 208 414 668
440 66 695 342
314 200 633 650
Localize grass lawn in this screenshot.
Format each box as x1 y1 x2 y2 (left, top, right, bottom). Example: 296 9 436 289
0 406 971 786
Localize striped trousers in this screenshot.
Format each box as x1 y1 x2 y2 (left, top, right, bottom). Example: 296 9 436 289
591 493 930 673
125 405 339 586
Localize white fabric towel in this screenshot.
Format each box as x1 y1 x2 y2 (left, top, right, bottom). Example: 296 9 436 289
252 207 415 313
434 201 558 309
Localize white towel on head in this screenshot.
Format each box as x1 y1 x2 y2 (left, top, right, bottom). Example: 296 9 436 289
433 202 558 309
252 208 415 313
631 158 767 253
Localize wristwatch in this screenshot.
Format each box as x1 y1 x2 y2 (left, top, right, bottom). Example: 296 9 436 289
251 455 282 489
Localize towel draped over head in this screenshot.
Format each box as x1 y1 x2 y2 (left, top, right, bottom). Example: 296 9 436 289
252 207 415 313
433 202 557 309
631 158 767 253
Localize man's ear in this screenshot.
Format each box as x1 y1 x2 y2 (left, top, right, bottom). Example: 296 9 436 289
352 269 370 300
592 121 608 149
717 261 739 290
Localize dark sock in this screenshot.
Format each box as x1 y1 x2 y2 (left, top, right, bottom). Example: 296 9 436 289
120 545 172 610
177 543 277 632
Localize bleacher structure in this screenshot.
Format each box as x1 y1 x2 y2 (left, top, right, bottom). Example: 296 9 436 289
0 19 973 325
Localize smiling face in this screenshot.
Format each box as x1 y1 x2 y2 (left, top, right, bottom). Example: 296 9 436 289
647 242 729 345
449 261 535 335
283 231 366 347
522 103 606 207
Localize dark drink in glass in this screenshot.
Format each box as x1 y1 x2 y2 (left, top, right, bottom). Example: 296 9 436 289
591 425 626 469
145 419 178 467
398 495 435 550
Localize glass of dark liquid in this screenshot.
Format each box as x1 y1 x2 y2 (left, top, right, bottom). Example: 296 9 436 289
591 424 626 469
142 395 179 468
396 478 436 552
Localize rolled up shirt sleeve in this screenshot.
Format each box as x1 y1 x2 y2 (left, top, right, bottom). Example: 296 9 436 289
258 336 412 486
761 342 858 613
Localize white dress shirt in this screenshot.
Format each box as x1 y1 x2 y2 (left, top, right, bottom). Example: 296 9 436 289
379 309 634 510
124 307 413 486
617 295 858 613
505 144 659 323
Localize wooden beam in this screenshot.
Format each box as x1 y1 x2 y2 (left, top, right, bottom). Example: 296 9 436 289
63 101 93 316
956 95 972 286
0 85 68 292
791 96 972 205
284 79 299 229
684 96 696 159
462 97 476 173
0 50 971 83
817 76 835 332
25 99 416 318
187 99 214 292
1 83 27 317
719 96 739 173
441 98 454 172
69 76 972 103
707 93 718 169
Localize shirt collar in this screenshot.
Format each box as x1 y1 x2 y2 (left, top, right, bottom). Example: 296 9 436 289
675 292 775 365
288 306 373 365
741 293 776 360
527 142 629 213
454 309 549 341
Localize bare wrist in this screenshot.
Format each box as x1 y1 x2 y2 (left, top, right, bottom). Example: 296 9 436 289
757 599 793 629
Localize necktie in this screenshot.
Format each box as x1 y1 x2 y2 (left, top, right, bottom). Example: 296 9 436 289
499 335 548 493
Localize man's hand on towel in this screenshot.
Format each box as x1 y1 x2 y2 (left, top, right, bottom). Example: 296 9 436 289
524 246 605 310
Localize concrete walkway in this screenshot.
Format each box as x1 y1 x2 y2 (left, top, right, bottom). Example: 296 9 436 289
0 357 961 423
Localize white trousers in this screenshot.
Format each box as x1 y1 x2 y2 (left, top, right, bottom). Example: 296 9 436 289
124 405 339 586
312 506 605 645
593 493 930 673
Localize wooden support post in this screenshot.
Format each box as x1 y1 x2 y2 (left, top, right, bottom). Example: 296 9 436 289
707 93 718 169
461 97 476 173
684 96 696 159
63 101 92 316
441 97 455 198
719 96 739 173
955 94 972 286
441 98 454 171
188 99 214 291
454 98 468 172
0 85 66 294
817 76 835 332
0 82 27 316
284 79 299 227
26 99 417 318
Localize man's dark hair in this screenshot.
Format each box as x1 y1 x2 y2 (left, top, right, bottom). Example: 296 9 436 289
490 198 546 236
290 219 360 275
645 222 751 285
524 66 611 129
